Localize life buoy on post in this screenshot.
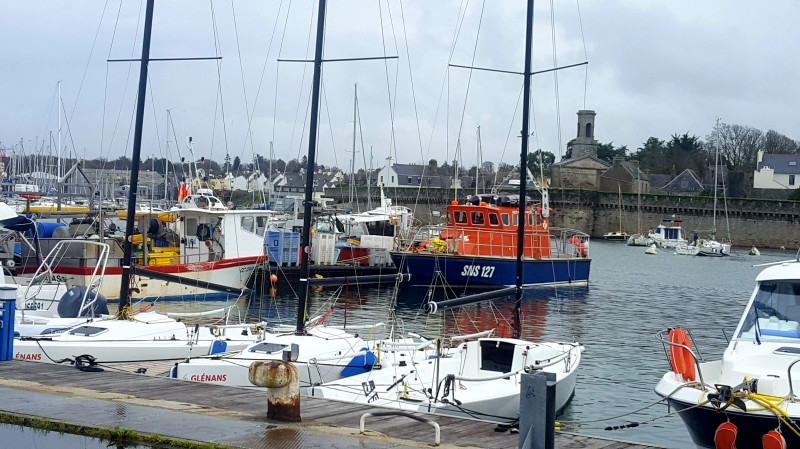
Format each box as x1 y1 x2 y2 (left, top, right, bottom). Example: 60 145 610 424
669 328 696 381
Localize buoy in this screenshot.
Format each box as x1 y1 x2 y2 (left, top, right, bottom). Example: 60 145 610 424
645 244 658 255
270 274 278 283
668 328 696 381
714 422 737 449
762 430 787 449
269 287 277 297
749 246 760 256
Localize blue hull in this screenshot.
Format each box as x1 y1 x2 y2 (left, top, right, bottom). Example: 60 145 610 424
390 252 590 287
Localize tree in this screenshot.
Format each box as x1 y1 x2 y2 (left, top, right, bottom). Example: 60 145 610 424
716 123 762 171
761 130 799 155
596 142 628 165
481 160 494 174
526 150 555 177
232 156 241 172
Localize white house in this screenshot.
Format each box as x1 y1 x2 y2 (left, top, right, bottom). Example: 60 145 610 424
753 150 800 189
231 175 249 192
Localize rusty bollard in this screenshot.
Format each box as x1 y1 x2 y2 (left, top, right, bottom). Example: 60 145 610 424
249 360 301 422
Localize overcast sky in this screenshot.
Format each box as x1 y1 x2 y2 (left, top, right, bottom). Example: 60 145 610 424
2 1 799 172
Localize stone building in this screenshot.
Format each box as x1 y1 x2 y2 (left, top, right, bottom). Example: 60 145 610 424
599 158 649 194
550 110 610 189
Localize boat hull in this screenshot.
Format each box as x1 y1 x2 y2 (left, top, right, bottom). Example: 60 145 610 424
29 256 263 301
390 252 590 287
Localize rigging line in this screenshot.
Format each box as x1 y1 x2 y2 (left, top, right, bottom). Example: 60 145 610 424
169 112 187 180
101 0 124 162
59 98 80 162
319 80 339 168
492 84 523 188
377 0 398 162
103 0 145 173
245 0 285 156
272 0 294 149
549 0 563 158
229 0 256 158
210 0 230 161
287 0 318 164
70 0 111 124
383 0 402 146
575 0 589 109
146 73 164 159
423 0 469 166
453 0 486 167
398 0 427 212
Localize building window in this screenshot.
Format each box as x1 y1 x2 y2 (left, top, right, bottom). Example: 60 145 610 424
791 175 796 186
391 176 395 183
380 175 384 183
408 176 412 184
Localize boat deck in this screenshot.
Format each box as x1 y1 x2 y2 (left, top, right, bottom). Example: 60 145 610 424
0 360 662 448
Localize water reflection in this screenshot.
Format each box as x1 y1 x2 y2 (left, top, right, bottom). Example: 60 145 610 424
0 423 151 449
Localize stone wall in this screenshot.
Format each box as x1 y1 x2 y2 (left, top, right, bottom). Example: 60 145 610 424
325 187 800 249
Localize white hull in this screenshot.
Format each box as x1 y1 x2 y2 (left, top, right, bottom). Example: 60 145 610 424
308 338 582 424
174 327 378 388
13 312 263 363
56 260 259 301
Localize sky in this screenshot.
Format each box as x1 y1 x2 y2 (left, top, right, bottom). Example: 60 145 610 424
2 0 800 173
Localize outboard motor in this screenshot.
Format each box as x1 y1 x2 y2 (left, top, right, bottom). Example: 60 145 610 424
56 285 109 318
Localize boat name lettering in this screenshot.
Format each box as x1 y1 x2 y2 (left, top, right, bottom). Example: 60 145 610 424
53 275 68 283
362 380 379 402
15 353 41 361
25 301 44 310
460 265 495 278
190 374 227 382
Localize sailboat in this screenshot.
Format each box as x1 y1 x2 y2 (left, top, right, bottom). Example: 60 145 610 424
308 0 583 424
12 0 266 365
603 186 629 240
626 166 653 246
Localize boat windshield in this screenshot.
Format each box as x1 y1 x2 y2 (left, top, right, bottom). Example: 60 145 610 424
738 280 800 341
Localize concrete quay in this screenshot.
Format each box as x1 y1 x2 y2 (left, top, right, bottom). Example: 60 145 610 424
0 360 662 449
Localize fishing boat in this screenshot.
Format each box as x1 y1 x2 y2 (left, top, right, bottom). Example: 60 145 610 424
390 193 590 287
654 259 800 448
647 216 687 249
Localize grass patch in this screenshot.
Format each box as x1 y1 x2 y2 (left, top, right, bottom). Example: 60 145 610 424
0 411 228 448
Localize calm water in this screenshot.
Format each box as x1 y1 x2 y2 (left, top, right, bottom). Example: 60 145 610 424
139 240 794 448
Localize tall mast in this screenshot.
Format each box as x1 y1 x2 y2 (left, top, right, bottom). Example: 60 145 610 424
514 0 535 339
350 83 357 205
118 0 155 313
297 0 327 333
475 126 481 196
712 117 720 235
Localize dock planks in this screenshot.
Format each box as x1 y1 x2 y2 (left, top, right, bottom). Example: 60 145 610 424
0 360 661 448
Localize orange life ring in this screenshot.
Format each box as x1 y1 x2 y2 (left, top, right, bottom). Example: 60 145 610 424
669 328 696 381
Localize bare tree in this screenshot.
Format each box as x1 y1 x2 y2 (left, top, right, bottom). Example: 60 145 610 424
716 123 762 171
761 129 799 155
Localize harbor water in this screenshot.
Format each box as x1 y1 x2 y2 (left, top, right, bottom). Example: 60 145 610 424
135 239 789 448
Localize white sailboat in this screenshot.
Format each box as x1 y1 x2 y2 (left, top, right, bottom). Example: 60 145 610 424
604 186 629 240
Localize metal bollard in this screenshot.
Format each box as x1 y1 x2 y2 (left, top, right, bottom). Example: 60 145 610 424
518 371 556 449
249 360 301 422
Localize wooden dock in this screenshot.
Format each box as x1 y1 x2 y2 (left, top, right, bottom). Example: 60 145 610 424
0 360 662 449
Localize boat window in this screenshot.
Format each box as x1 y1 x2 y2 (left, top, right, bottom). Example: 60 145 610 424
471 211 485 225
536 214 542 226
489 213 499 226
501 213 509 226
447 214 452 225
480 340 515 372
249 342 290 354
68 326 109 337
512 213 518 226
527 213 534 226
256 216 268 236
454 211 467 224
241 216 255 233
185 218 198 237
739 281 800 340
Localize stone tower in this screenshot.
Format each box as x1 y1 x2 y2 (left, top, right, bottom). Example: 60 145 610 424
567 110 599 159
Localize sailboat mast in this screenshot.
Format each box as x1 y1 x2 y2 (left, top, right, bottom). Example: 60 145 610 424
712 117 720 234
118 0 155 312
514 0 535 339
350 83 357 205
297 0 327 333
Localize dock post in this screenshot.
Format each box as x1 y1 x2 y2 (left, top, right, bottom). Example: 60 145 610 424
0 285 17 361
249 359 301 422
518 371 556 449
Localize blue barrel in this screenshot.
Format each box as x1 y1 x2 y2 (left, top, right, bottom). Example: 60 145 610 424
0 286 17 361
28 222 66 238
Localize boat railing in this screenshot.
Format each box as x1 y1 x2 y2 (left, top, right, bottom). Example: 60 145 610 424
655 329 707 386
24 240 109 317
